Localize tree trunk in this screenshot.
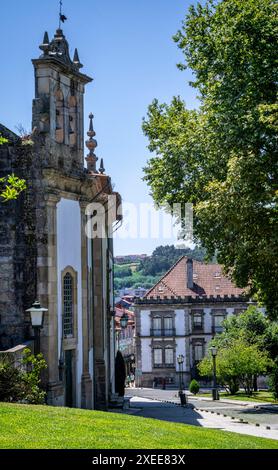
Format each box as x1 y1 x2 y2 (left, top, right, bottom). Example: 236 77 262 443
253 375 258 392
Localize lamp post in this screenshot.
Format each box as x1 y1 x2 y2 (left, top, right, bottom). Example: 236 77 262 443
210 346 219 400
177 354 187 406
25 301 48 355
177 354 184 391
120 312 129 330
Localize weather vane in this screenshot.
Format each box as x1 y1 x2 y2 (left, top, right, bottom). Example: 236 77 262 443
59 0 68 29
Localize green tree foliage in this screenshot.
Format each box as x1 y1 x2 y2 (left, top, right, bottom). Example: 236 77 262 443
142 0 278 318
139 244 207 276
114 244 207 290
114 265 133 278
0 174 27 202
199 307 278 395
269 363 278 400
199 339 271 395
0 348 47 404
219 306 278 360
0 136 8 145
0 135 26 201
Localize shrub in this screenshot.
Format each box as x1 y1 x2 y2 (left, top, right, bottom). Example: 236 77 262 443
0 348 47 404
189 379 200 395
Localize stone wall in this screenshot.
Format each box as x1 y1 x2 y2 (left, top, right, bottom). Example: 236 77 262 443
0 134 47 350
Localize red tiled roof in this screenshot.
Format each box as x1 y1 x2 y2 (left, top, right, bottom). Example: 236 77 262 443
145 256 245 299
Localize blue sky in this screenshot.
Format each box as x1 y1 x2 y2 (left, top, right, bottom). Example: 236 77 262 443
1 0 198 255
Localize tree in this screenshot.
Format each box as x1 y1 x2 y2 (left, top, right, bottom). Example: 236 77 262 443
199 307 278 395
219 307 278 360
0 136 8 145
0 348 47 404
199 339 271 395
138 244 207 276
142 0 278 318
0 135 26 201
114 265 133 278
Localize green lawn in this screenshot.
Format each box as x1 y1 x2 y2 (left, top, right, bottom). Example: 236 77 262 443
0 403 277 449
198 391 278 404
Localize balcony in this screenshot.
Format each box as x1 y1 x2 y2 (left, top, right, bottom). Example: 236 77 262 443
153 363 175 369
212 326 224 334
192 324 204 333
150 328 176 337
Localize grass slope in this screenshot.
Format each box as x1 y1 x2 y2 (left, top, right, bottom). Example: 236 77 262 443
0 403 277 449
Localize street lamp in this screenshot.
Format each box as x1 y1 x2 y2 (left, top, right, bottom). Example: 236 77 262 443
177 354 184 391
120 312 129 329
25 301 48 355
210 346 219 400
177 354 187 406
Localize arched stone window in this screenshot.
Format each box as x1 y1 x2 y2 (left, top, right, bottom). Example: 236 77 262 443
63 272 74 338
55 89 64 143
68 95 77 147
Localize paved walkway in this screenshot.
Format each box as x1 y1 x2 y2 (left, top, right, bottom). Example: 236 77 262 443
128 396 278 440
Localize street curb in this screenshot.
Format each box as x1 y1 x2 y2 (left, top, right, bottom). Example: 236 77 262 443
193 406 274 431
135 395 274 431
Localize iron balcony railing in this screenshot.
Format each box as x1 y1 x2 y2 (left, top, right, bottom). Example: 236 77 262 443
153 363 175 369
150 328 176 337
192 324 204 332
212 326 224 334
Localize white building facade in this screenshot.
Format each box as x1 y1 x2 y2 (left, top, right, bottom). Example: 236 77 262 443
134 257 251 387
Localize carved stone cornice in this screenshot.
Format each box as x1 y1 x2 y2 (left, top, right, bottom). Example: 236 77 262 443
42 168 115 203
44 191 61 206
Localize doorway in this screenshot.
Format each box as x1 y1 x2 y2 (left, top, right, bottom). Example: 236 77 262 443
65 350 73 407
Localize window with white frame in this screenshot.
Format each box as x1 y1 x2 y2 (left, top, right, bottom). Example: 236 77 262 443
194 344 203 362
214 315 225 332
193 313 203 329
165 347 174 365
164 317 173 335
153 317 162 336
154 348 163 365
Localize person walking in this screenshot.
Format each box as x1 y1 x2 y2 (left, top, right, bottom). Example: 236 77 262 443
130 373 135 387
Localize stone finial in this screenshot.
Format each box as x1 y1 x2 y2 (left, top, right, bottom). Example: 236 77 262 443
43 31 50 45
85 113 98 173
73 48 83 69
99 158 105 175
39 31 50 55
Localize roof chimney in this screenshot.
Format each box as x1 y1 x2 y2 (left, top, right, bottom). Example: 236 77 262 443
186 258 194 289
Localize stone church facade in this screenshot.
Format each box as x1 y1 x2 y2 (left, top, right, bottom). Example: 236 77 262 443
0 28 121 409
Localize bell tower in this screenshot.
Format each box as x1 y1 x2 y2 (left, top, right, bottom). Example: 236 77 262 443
32 28 92 173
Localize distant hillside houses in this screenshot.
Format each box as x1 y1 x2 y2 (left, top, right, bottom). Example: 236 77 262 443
114 254 148 264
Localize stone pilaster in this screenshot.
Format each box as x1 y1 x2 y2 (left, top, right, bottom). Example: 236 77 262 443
92 236 107 410
38 192 64 405
79 200 92 409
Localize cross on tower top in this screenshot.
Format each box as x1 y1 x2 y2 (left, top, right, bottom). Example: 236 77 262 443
59 1 68 29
